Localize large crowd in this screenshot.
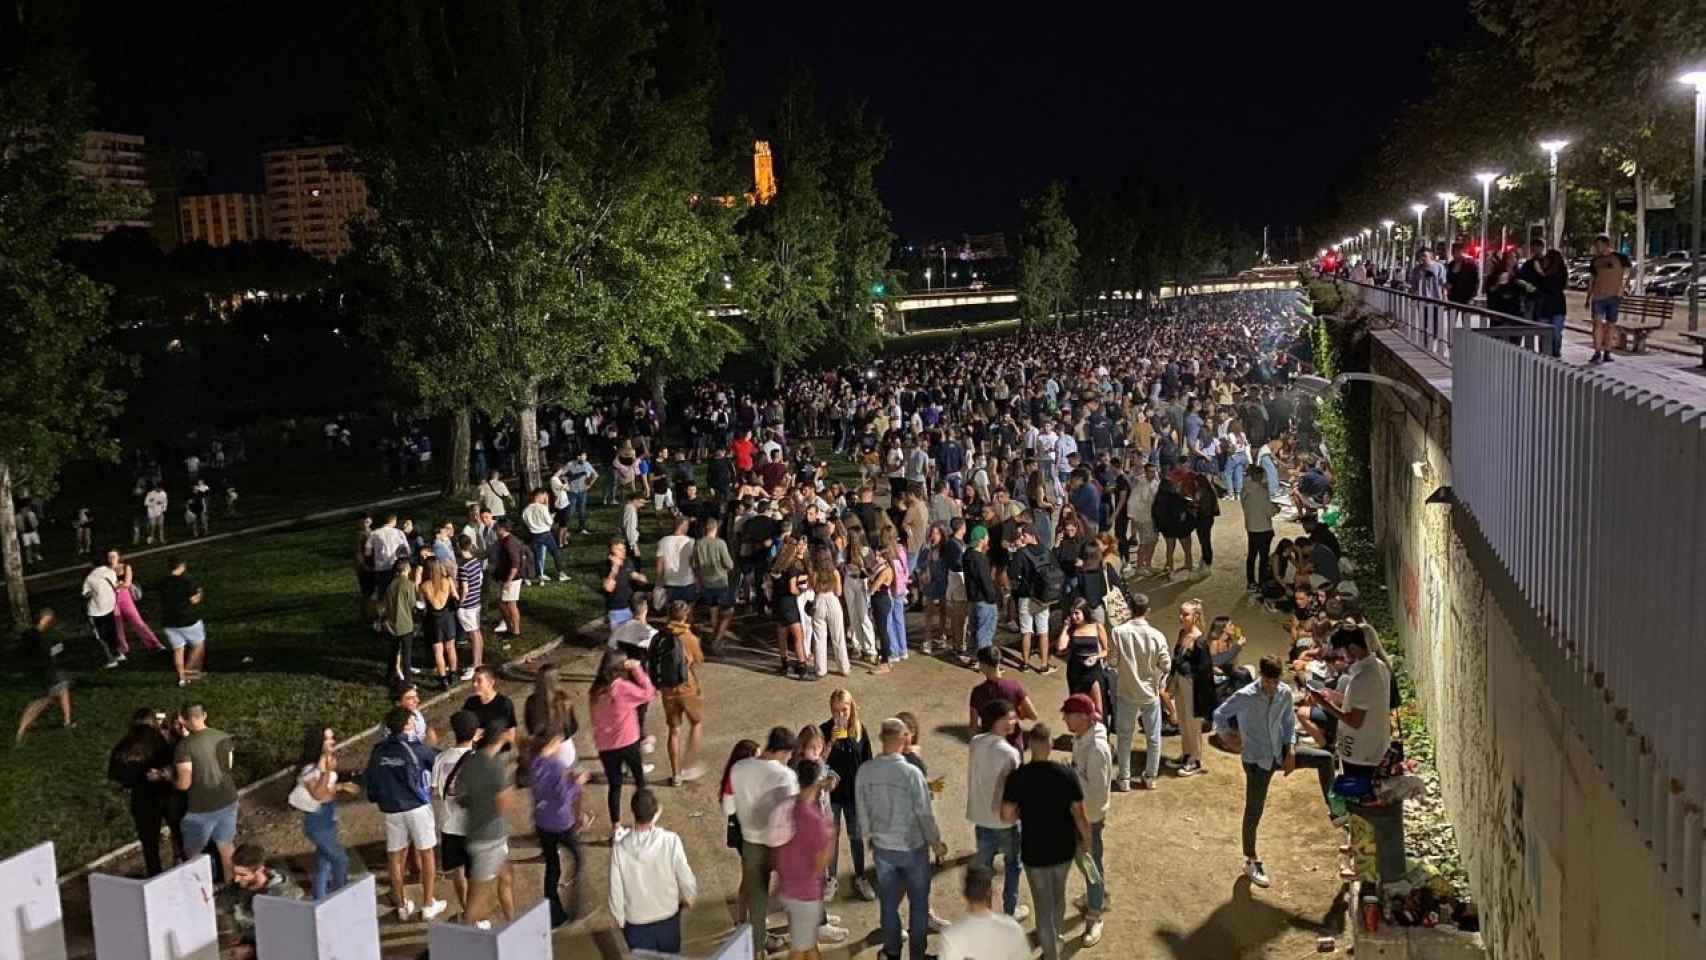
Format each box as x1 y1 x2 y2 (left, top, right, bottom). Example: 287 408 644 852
25 289 1416 959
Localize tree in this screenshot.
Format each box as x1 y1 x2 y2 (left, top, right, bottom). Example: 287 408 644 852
825 101 896 359
733 78 835 387
0 1 133 625
1015 181 1078 331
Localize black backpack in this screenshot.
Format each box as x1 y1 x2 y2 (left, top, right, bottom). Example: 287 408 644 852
649 628 689 688
1027 548 1066 603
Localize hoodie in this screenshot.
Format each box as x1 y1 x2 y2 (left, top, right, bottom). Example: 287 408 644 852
1070 721 1113 824
364 733 435 813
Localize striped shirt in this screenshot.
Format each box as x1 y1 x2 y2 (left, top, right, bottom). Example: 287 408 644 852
459 558 484 609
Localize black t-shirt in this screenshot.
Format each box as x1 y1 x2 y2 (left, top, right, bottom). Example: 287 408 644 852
159 574 200 628
461 693 517 737
603 557 638 611
1002 759 1083 867
742 515 781 554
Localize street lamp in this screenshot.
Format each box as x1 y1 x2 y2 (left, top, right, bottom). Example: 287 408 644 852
1411 203 1428 256
1436 193 1458 251
1381 219 1396 274
1679 71 1706 331
1360 228 1372 269
1539 138 1570 250
1474 172 1500 283
923 267 931 291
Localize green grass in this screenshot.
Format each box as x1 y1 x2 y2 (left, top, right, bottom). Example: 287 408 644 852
0 492 632 869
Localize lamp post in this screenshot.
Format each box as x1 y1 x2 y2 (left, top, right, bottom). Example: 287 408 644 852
923 267 931 291
1361 228 1372 270
1436 192 1458 252
1474 172 1500 284
1381 219 1396 274
1679 72 1706 331
1539 139 1569 250
1411 203 1428 258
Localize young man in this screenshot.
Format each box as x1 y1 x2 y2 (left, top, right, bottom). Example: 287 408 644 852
1061 695 1110 946
365 707 446 920
1445 241 1480 305
561 451 598 534
969 646 1038 752
939 868 1029 960
430 710 481 910
522 488 569 582
609 789 697 953
455 536 485 680
1586 233 1631 362
1007 523 1061 674
145 482 169 544
366 515 409 624
1108 593 1171 791
490 520 525 638
83 551 122 668
14 608 73 742
1311 626 1394 781
175 704 240 885
655 516 698 607
857 718 945 960
478 470 512 519
730 726 800 956
461 717 516 926
691 517 736 652
962 526 999 660
159 557 207 687
460 666 517 750
966 699 1029 922
219 843 305 959
1000 723 1089 960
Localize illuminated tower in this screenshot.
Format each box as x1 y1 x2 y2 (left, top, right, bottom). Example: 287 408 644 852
752 140 776 205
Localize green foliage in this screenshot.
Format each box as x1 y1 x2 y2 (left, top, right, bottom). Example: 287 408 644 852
1016 181 1078 330
1314 313 1374 533
825 100 896 360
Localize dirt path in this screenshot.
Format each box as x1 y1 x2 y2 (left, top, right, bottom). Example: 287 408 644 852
58 501 1350 959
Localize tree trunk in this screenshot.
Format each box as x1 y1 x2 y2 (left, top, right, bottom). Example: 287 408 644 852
650 369 668 425
1604 189 1615 239
517 387 542 493
443 406 472 499
1634 168 1648 289
0 460 29 629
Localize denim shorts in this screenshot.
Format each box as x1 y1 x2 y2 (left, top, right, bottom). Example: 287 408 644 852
182 802 238 850
1017 598 1052 636
1590 297 1620 323
165 621 206 650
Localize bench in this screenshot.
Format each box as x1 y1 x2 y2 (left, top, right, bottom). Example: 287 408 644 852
1611 294 1672 353
1683 331 1706 368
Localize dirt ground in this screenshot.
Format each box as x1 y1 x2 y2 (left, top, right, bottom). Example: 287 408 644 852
57 500 1351 959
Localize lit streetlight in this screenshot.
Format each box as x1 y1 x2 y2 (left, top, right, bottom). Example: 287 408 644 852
1437 192 1458 251
1411 203 1428 256
1679 71 1706 331
1381 219 1396 274
1539 139 1570 250
923 267 932 291
1474 172 1500 284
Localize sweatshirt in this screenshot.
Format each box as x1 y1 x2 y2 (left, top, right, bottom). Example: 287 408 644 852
590 672 656 751
364 733 436 813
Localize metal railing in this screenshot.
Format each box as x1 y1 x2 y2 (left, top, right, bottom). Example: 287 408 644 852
1340 280 1549 365
1452 326 1706 908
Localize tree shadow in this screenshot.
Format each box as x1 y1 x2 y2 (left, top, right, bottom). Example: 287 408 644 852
1152 876 1349 959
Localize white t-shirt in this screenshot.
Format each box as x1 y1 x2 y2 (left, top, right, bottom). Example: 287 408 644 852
1336 655 1393 767
431 745 474 836
939 911 1030 960
522 502 553 536
83 565 118 617
290 765 336 814
479 479 511 517
144 490 168 519
965 733 1021 830
729 757 799 846
656 534 696 587
367 526 409 568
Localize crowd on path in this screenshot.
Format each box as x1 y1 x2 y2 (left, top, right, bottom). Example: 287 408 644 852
29 289 1412 958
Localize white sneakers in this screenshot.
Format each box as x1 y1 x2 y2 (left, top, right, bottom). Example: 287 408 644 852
419 899 448 921
1084 918 1105 946
1245 857 1271 888
494 622 510 634
640 734 657 755
817 923 850 943
396 899 417 921
461 667 476 681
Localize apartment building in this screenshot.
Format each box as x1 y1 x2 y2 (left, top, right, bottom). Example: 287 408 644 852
179 193 268 248
261 143 369 260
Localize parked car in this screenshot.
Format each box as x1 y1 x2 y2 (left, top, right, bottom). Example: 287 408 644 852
1649 269 1702 297
1640 262 1692 293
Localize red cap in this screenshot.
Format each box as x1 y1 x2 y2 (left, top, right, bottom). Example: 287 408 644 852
1061 693 1099 718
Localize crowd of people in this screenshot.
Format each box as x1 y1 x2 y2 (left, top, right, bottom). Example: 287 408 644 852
32 288 1417 959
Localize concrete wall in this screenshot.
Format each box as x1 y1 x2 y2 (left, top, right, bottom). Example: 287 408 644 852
1367 333 1703 960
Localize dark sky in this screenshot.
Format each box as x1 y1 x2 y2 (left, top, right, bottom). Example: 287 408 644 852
78 2 1471 240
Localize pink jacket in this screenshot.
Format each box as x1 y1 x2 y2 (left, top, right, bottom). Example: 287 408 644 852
591 672 656 751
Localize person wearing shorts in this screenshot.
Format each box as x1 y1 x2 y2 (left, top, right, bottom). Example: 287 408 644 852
1586 234 1630 363
364 707 446 921
657 605 707 788
459 718 516 926
491 521 525 638
174 704 238 883
692 517 737 651
430 710 480 909
159 557 207 687
455 537 485 681
775 760 834 957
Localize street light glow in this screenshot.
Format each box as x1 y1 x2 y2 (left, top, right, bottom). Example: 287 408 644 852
1679 70 1706 90
1538 138 1569 156
1381 219 1395 229
1474 171 1500 186
1361 228 1372 237
1437 192 1458 202
1410 203 1427 214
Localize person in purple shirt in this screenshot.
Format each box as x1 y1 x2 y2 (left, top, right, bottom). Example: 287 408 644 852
529 730 586 927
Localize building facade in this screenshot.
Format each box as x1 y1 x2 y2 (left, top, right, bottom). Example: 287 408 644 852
179 193 268 248
261 143 369 260
75 131 152 235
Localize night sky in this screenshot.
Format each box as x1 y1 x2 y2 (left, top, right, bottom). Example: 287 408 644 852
78 1 1471 240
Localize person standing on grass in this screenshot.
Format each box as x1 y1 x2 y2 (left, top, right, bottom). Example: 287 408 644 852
367 515 409 629
174 703 240 887
460 717 517 927
609 789 698 954
431 711 480 912
84 550 123 668
692 517 737 653
16 608 74 741
478 470 513 519
381 558 417 685
530 721 588 928
589 650 657 834
939 868 1030 960
353 518 375 625
730 726 800 956
655 601 707 787
563 450 597 534
290 723 360 900
145 481 169 544
966 699 1028 923
857 717 945 960
364 707 447 922
1109 593 1170 792
158 558 207 688
1061 695 1110 946
491 520 525 639
107 707 183 876
456 536 485 681
1000 723 1090 960
523 488 569 583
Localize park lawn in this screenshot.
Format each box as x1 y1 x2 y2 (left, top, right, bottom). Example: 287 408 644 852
0 493 625 869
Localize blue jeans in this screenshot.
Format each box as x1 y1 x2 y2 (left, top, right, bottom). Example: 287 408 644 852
885 593 907 659
1542 313 1565 357
1086 820 1106 915
565 490 588 528
623 912 682 953
873 846 931 960
973 825 1023 915
531 533 563 578
1117 697 1164 782
829 797 865 880
969 602 997 651
1221 451 1248 497
303 805 348 900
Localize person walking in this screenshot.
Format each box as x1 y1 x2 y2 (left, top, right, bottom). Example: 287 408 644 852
589 649 656 833
289 723 359 900
966 699 1028 922
16 607 75 741
857 717 945 960
1061 695 1110 946
106 707 182 875
1108 593 1171 791
999 723 1090 960
112 556 164 655
159 558 208 686
364 707 447 921
174 703 240 885
460 718 517 927
1211 655 1326 888
523 488 570 582
654 601 707 787
529 722 587 928
609 789 697 953
938 868 1029 960
730 726 800 956
83 551 123 668
821 689 875 902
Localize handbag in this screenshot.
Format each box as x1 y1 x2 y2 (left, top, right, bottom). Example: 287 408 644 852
1100 570 1132 626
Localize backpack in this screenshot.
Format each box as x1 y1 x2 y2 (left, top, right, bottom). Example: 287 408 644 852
649 628 689 688
1027 548 1065 603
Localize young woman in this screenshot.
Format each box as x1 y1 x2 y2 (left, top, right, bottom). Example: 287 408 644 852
419 559 460 691
529 727 588 928
771 537 813 679
840 528 879 665
921 524 950 650
107 707 183 876
820 690 874 901
1163 599 1212 777
290 723 358 899
1152 475 1196 576
878 526 910 664
720 739 761 924
588 649 655 832
1206 614 1253 705
807 548 848 677
112 557 164 654
1055 598 1111 717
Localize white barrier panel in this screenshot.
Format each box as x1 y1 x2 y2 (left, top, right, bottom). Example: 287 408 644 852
0 842 67 960
253 875 378 960
427 900 551 960
88 856 218 960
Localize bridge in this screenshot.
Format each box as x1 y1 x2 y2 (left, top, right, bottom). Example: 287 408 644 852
703 277 1299 319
